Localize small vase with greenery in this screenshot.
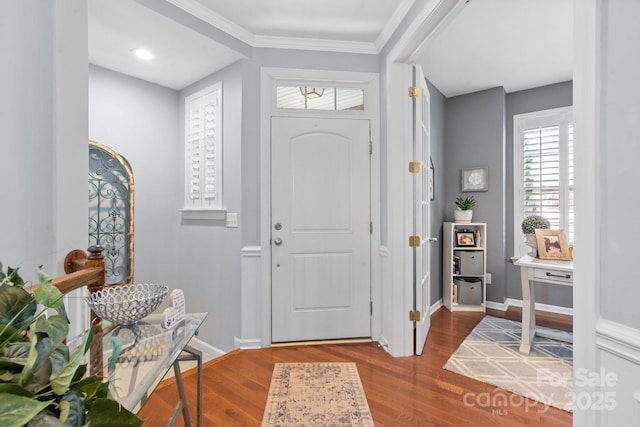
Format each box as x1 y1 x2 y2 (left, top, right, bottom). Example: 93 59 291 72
454 196 476 223
521 215 550 256
0 262 142 427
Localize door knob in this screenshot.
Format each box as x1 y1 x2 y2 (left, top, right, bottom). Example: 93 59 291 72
274 238 283 246
427 237 438 243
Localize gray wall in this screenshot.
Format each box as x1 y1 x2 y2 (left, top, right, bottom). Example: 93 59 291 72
88 65 181 289
177 61 244 350
600 0 640 329
426 79 446 304
1 1 87 283
444 87 507 304
505 81 573 306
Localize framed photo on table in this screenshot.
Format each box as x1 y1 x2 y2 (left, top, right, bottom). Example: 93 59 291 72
456 231 476 247
535 229 572 260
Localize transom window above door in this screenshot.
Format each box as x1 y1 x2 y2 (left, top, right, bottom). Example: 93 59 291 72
276 86 364 111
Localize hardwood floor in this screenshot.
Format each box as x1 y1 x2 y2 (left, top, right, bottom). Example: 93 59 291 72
139 308 573 426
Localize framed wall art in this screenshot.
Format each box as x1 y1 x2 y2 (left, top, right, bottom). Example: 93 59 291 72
461 167 488 192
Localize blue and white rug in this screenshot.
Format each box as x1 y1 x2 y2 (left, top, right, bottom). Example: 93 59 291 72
444 316 573 412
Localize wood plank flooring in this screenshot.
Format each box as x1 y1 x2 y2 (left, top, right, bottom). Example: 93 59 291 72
138 308 573 426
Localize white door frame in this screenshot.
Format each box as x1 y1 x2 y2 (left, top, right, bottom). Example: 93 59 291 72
259 67 381 347
383 0 469 356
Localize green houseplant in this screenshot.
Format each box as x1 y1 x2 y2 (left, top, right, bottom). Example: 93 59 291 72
454 195 476 223
521 215 550 256
0 262 142 427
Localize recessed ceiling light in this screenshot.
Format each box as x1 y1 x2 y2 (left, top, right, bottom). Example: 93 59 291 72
132 48 153 60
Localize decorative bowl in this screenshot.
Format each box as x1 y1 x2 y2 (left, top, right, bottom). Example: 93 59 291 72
86 283 169 325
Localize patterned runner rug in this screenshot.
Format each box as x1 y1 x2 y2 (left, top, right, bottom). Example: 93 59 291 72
262 362 374 426
444 316 573 412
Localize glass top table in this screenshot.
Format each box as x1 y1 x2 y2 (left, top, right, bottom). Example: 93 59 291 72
91 312 207 424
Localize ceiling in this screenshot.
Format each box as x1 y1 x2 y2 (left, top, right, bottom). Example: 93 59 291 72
88 0 573 96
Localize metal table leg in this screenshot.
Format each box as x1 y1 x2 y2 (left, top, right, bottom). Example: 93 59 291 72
170 345 203 427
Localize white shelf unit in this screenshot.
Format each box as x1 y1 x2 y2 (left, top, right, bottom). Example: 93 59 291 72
443 222 487 312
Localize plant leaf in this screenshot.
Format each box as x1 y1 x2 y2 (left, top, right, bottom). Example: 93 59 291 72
59 390 84 426
49 344 70 378
50 327 93 395
20 332 52 393
25 412 67 427
86 398 143 427
0 285 36 329
71 375 109 404
0 392 53 427
0 383 33 397
35 315 68 345
33 283 63 310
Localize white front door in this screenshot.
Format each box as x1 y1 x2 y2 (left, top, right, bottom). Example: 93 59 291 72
413 65 432 355
271 117 371 342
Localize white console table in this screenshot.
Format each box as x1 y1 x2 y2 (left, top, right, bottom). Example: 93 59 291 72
513 255 573 354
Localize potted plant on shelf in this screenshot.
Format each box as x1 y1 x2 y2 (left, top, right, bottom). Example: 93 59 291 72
454 195 476 223
521 214 550 256
0 262 142 427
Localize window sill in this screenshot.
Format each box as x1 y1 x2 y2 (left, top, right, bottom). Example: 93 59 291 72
179 209 226 221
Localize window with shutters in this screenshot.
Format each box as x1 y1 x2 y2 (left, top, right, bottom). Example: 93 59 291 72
181 82 224 220
513 107 573 257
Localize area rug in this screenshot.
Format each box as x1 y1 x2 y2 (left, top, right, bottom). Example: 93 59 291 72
443 316 573 412
261 362 374 426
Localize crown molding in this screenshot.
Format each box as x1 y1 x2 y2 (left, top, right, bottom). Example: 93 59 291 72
166 0 255 45
166 0 408 54
374 0 415 52
253 35 378 54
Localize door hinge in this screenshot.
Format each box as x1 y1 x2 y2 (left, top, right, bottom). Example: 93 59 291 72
370 222 373 234
409 235 420 247
409 162 421 173
370 301 373 315
409 86 420 98
369 140 372 155
409 310 421 322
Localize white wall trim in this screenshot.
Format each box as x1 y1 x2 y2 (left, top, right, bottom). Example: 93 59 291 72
168 0 414 55
430 299 443 315
166 0 255 45
260 67 381 348
572 1 601 425
189 337 226 361
240 245 262 348
241 246 261 257
596 320 640 365
234 337 262 350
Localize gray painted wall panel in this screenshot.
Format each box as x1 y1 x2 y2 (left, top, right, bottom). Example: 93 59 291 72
1 2 56 280
426 79 446 304
444 87 507 304
600 0 640 329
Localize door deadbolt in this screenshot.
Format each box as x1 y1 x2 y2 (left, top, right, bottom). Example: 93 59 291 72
274 223 282 231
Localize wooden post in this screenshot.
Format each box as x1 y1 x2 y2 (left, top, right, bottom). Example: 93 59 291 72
86 245 105 377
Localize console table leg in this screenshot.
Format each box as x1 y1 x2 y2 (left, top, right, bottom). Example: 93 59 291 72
173 360 192 427
520 268 536 354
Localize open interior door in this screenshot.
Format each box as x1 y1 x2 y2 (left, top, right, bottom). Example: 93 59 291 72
412 64 433 355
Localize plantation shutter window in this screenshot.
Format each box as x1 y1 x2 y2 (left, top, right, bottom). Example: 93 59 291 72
182 82 224 219
514 107 573 256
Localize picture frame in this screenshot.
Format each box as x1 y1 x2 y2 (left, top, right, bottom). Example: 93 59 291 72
429 157 435 201
535 229 572 260
461 167 489 192
456 231 476 247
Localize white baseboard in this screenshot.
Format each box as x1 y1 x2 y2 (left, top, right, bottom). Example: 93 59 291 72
430 299 443 315
485 298 573 316
234 337 263 350
189 337 226 362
